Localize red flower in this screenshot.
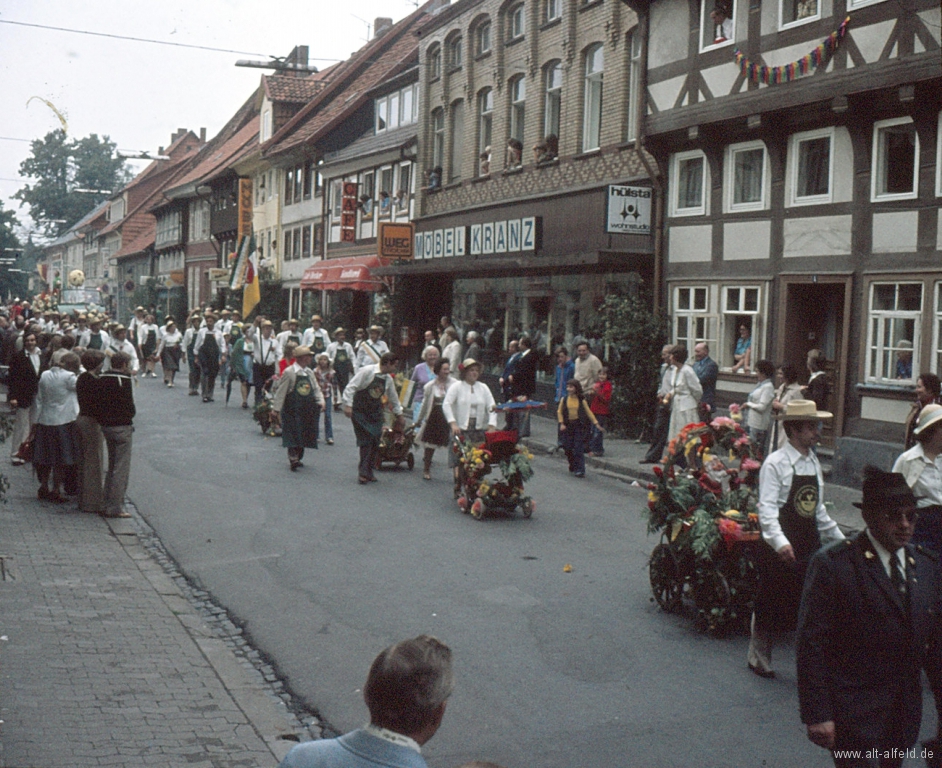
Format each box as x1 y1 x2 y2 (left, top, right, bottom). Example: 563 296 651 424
652 465 663 477
699 475 723 494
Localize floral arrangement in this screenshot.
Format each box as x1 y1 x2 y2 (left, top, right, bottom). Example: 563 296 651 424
647 417 761 555
455 434 534 505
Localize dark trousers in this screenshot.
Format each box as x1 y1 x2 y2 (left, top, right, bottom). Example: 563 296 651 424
358 442 378 480
188 361 201 393
644 406 671 462
200 372 217 400
254 363 276 404
561 422 588 476
589 415 607 454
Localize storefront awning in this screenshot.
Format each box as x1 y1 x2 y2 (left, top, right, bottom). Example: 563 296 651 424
300 255 390 292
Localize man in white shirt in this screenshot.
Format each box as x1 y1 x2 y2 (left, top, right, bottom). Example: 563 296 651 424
252 320 282 404
642 345 675 464
276 318 303 349
301 314 331 356
356 325 389 370
747 399 844 679
79 316 111 352
342 352 402 484
104 325 140 375
193 314 228 403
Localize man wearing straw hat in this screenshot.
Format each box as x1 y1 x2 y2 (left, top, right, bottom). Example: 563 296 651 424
747 399 844 679
797 466 942 766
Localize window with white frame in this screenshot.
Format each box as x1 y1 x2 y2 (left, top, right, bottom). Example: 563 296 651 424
727 141 767 211
476 21 491 55
867 282 922 382
510 76 526 146
582 44 604 152
849 0 888 9
431 109 445 170
447 35 463 71
375 85 418 134
155 211 182 247
379 167 394 216
479 89 493 175
721 285 761 369
626 30 642 143
188 199 210 242
673 286 718 355
396 163 412 211
671 150 707 216
449 100 465 182
932 283 942 374
283 229 294 262
872 117 919 201
544 61 562 139
780 0 818 28
376 96 388 133
700 0 736 50
509 4 526 39
331 179 343 218
428 45 442 80
108 197 125 222
546 0 561 21
791 128 833 204
261 109 272 142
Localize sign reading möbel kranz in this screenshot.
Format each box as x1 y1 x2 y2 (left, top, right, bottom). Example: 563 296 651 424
378 222 414 260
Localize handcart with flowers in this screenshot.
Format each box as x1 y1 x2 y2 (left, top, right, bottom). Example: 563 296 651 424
454 431 535 520
375 421 417 471
645 417 764 633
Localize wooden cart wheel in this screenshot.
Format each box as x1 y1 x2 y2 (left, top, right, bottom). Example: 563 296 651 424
649 543 683 612
406 453 415 470
470 498 484 519
692 568 732 632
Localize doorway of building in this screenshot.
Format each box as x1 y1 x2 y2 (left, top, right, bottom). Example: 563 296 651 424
777 279 851 447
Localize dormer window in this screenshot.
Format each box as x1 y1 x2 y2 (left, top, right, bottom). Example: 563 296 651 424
261 109 272 142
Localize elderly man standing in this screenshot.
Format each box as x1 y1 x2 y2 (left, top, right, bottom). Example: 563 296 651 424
641 345 675 464
693 342 719 422
747 399 844 679
302 314 331 356
573 341 603 395
797 466 942 767
279 635 452 768
343 351 403 484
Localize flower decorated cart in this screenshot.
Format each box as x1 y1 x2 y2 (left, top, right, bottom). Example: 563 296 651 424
645 418 763 633
455 431 535 520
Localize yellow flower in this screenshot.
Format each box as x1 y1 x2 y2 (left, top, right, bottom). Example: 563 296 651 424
648 491 659 503
723 509 740 518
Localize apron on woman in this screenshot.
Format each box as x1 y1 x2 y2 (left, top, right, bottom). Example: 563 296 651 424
281 370 320 450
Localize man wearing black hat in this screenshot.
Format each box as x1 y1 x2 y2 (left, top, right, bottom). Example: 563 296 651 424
797 465 942 767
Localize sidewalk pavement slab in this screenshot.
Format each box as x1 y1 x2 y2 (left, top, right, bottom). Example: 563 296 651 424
0 462 301 768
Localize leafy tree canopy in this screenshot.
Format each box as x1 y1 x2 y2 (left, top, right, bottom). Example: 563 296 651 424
14 130 131 236
0 206 28 301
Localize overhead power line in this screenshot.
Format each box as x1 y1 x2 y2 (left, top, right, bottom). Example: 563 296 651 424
0 19 341 61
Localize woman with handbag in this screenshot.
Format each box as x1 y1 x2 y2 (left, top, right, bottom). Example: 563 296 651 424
8 330 41 466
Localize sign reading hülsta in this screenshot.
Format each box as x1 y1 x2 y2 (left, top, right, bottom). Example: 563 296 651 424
606 185 652 235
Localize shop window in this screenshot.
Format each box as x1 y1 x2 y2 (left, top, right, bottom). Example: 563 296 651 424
671 150 707 216
510 76 526 147
701 0 736 50
447 35 463 71
449 100 465 182
546 0 561 21
867 282 922 383
478 89 494 176
508 4 526 40
780 0 818 28
727 141 767 211
872 117 919 201
544 61 562 140
791 128 832 204
428 45 442 80
673 286 719 355
582 44 604 152
476 21 491 55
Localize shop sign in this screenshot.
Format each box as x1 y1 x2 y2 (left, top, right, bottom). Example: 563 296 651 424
606 185 652 235
378 222 414 260
414 216 539 260
237 179 253 239
341 181 358 243
208 267 230 282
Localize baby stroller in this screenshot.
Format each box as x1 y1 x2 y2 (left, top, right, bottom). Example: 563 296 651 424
454 430 535 520
375 421 417 471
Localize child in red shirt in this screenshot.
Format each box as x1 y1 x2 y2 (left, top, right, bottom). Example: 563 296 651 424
588 366 612 456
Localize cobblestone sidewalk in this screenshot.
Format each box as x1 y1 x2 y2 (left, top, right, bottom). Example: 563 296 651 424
0 465 303 768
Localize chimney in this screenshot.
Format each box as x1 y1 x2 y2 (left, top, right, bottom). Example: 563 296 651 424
374 17 393 38
158 147 164 155
199 127 206 142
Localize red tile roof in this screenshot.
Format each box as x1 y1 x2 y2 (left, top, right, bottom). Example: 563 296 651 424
262 6 431 160
264 73 326 104
166 115 259 191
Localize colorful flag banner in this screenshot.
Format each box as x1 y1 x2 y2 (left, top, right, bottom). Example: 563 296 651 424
734 16 850 86
242 234 260 318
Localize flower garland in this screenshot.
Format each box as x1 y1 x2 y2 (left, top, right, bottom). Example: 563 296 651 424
733 16 850 85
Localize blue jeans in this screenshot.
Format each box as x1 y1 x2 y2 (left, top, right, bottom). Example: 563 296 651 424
561 422 587 476
589 415 607 455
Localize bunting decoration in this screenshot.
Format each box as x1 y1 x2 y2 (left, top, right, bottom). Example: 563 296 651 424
734 16 850 86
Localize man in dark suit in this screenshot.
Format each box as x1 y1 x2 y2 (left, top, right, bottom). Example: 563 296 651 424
797 466 942 767
506 336 537 436
693 342 719 422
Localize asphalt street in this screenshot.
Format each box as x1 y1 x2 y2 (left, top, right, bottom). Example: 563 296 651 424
125 374 924 768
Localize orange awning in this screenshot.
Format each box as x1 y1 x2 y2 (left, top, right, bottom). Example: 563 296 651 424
300 255 390 292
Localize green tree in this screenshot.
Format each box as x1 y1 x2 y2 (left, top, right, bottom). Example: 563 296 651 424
0 207 28 302
591 288 669 437
14 130 130 236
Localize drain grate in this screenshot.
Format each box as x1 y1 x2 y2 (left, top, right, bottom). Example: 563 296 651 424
0 556 17 581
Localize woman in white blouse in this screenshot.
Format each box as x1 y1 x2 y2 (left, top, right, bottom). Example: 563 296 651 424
442 358 497 496
32 351 80 502
892 403 942 554
666 345 702 443
155 319 183 387
742 359 776 455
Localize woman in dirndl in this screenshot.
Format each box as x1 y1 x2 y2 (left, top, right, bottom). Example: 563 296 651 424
138 315 160 378
442 358 498 497
32 351 81 502
415 357 457 481
156 319 183 387
270 346 325 471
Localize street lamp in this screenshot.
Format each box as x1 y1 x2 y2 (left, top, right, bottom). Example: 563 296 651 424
72 188 112 195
